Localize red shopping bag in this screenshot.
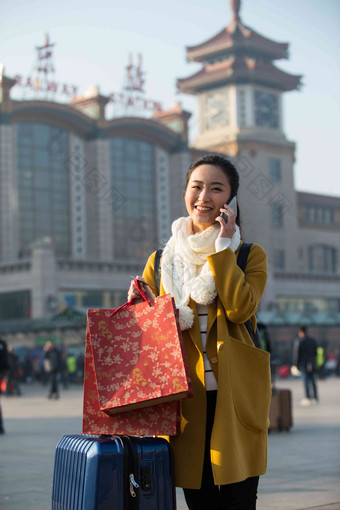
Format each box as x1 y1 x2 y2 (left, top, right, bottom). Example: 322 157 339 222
87 280 192 416
82 325 181 436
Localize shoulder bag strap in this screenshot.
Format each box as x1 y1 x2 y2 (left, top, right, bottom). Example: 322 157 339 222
154 249 163 296
237 243 262 349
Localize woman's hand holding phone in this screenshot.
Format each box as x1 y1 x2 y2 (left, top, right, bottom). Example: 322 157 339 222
215 196 237 239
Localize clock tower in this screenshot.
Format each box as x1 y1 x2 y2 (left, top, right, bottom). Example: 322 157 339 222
177 0 302 150
177 0 303 307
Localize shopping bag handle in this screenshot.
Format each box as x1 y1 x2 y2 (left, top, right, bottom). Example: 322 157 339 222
110 278 152 316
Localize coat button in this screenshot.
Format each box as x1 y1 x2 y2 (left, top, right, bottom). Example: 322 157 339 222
211 357 218 364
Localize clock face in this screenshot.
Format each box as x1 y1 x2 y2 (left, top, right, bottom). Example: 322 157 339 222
254 91 279 129
205 91 229 130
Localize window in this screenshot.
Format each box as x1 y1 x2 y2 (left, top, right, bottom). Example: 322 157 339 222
304 205 334 226
34 150 49 168
308 245 337 274
35 190 51 209
36 214 50 231
271 204 283 227
307 206 315 223
53 179 69 190
111 138 123 149
269 158 281 182
54 222 66 232
323 207 332 225
34 170 50 188
126 140 137 159
274 250 285 270
126 162 139 179
139 141 152 155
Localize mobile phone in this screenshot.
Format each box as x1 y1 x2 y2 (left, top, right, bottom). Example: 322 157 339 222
220 196 237 224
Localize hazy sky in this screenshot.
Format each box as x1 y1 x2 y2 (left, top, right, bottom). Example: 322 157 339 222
1 0 339 197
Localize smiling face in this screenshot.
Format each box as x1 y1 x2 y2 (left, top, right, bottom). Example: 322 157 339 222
184 164 232 233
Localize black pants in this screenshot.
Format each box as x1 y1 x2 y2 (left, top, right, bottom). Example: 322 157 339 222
183 391 259 510
302 369 318 400
48 372 59 398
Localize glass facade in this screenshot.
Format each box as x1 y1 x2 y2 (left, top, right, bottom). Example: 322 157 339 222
0 290 31 320
109 137 158 259
17 123 71 257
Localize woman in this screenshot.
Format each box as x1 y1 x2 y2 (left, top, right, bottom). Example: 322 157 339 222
128 154 271 509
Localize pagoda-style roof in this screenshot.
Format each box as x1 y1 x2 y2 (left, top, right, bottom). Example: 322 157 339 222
186 23 289 63
177 56 302 93
177 0 302 94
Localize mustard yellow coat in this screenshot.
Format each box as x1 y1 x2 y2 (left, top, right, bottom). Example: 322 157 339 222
142 242 271 489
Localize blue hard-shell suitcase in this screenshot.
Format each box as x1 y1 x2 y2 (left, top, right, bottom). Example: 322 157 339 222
52 434 176 510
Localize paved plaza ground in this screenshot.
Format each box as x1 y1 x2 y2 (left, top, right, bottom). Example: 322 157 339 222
0 376 339 510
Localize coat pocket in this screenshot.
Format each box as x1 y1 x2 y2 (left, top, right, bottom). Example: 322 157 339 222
229 337 271 432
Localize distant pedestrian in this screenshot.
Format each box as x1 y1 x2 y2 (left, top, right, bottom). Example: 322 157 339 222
66 353 77 384
297 326 318 406
44 341 61 400
6 346 22 396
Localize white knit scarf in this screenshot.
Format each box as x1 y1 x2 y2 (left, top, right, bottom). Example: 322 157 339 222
161 216 241 330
